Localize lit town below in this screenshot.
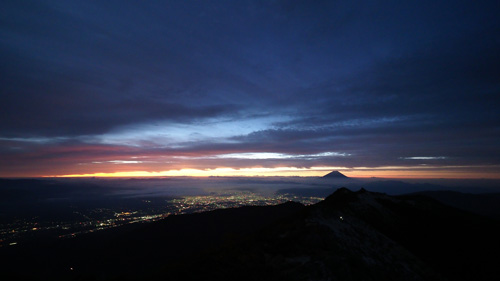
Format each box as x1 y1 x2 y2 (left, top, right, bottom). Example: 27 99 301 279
0 191 323 247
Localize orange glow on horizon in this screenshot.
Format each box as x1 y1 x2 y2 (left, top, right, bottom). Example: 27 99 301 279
48 167 343 178
42 165 500 179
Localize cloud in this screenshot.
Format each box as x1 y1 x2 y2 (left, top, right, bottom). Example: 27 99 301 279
0 1 499 177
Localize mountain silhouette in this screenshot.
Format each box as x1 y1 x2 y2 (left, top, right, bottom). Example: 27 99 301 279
322 170 349 178
2 188 500 281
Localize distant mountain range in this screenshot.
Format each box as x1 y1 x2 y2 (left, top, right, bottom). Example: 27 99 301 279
414 190 500 220
2 188 500 281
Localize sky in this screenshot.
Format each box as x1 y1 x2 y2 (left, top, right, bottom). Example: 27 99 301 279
1 0 499 178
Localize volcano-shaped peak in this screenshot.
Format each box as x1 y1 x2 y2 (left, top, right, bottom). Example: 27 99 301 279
322 171 349 178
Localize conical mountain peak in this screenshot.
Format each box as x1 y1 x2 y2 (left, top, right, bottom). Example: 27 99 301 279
322 171 349 178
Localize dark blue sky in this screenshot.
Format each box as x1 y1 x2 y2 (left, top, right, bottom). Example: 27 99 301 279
1 0 499 177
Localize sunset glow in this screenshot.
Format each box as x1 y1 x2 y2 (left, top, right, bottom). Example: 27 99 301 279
2 2 500 281
1 1 499 180
43 165 500 179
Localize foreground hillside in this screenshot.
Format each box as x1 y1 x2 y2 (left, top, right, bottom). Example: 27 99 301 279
2 188 500 281
158 188 500 281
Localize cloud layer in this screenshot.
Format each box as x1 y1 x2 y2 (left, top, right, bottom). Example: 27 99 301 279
1 1 499 177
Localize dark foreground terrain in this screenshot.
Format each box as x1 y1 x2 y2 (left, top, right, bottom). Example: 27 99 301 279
2 188 500 281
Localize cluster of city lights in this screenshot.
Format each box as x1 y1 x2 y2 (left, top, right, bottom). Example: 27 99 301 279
0 191 323 247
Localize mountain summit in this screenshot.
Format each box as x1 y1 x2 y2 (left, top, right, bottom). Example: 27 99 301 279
322 170 349 178
3 188 500 281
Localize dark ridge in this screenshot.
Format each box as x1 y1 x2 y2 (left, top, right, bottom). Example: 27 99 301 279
409 190 500 220
159 188 500 281
323 187 359 207
2 188 500 281
322 171 349 178
0 201 305 281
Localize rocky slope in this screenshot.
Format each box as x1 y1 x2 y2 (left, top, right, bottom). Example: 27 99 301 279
158 188 500 281
3 188 500 281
